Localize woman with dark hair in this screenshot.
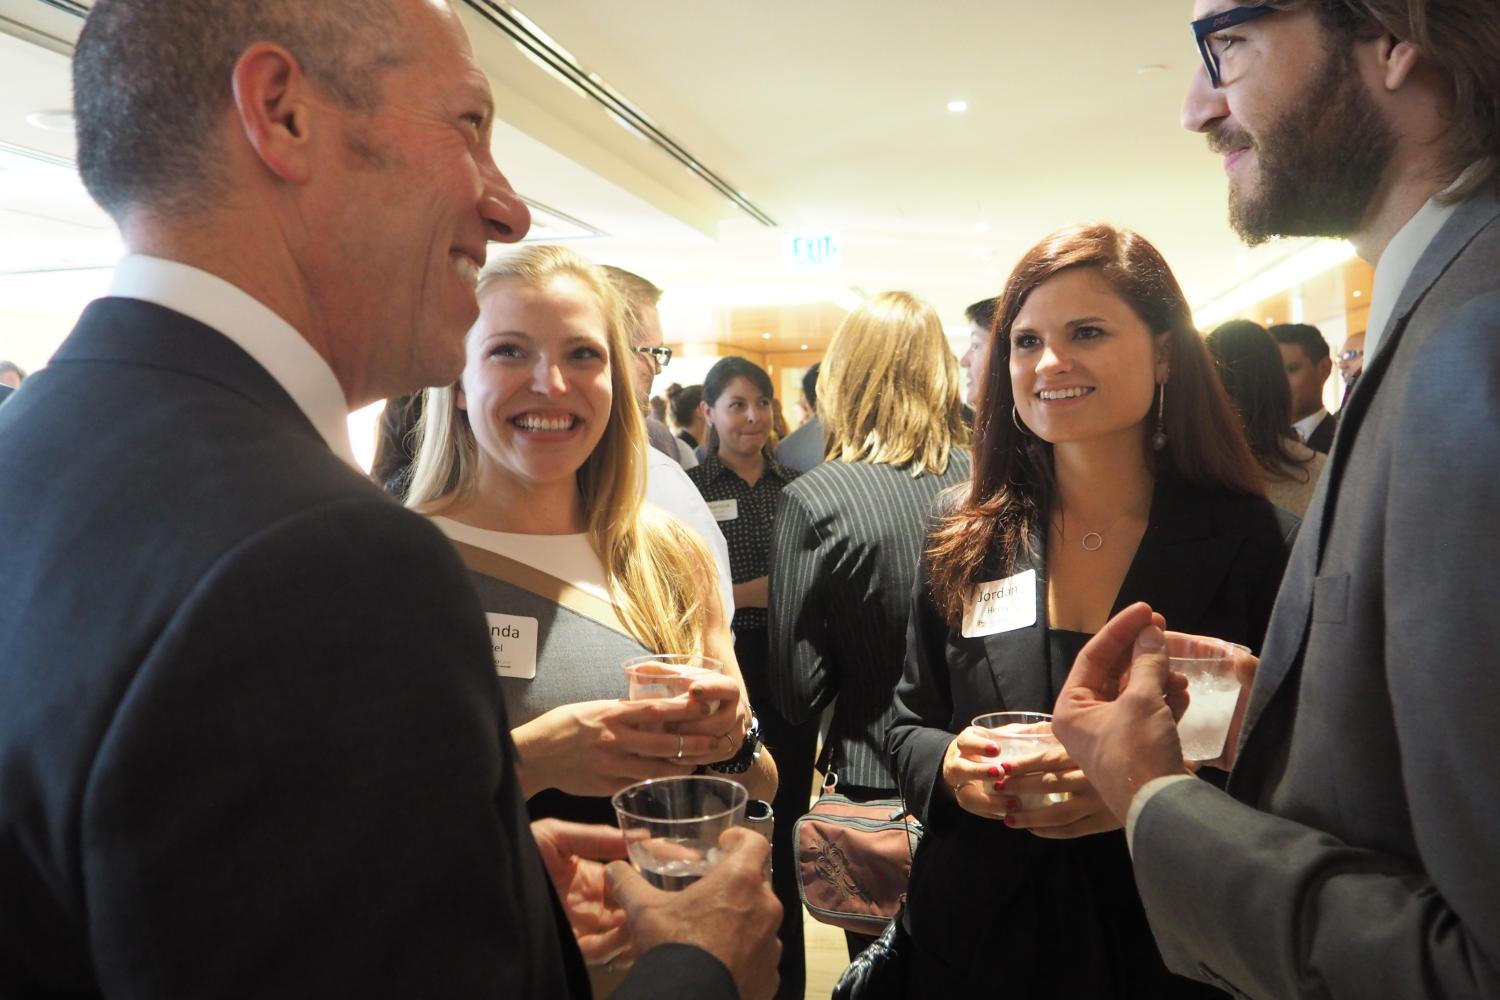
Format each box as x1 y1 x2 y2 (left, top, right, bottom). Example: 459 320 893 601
666 382 707 451
1207 319 1326 517
687 356 813 1000
887 224 1295 997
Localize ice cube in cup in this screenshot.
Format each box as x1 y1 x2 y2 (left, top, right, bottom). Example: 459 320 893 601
1169 637 1240 761
971 711 1071 808
622 653 723 714
612 775 748 891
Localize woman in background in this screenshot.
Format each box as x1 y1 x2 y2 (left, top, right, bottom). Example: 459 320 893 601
888 225 1294 997
1206 319 1326 517
687 357 812 1000
666 382 708 453
768 290 971 958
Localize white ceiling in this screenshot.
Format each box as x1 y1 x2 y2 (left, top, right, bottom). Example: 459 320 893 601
0 0 1332 351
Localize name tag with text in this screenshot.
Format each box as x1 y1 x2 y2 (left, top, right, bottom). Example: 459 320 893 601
961 570 1036 638
708 499 739 522
485 612 538 679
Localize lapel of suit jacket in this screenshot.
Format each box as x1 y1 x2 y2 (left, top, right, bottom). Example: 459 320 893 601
1236 193 1500 750
1114 478 1242 630
977 547 1050 713
53 297 323 444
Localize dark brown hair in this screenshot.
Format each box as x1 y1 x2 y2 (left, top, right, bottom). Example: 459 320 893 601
1207 320 1316 484
1273 0 1500 198
925 224 1264 624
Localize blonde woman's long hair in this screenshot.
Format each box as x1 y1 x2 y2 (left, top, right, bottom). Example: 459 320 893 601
818 290 969 475
404 244 713 654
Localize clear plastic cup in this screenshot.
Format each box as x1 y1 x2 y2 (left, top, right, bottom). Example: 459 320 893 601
622 653 723 704
971 711 1070 807
611 775 749 890
1170 637 1240 761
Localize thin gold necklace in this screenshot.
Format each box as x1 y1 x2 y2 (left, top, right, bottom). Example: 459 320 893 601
1052 509 1129 552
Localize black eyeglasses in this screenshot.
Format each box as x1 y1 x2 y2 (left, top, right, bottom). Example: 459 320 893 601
633 345 672 372
1192 4 1278 88
1336 348 1364 364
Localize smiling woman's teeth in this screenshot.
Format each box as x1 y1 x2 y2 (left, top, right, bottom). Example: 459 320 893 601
1039 388 1092 400
513 415 576 432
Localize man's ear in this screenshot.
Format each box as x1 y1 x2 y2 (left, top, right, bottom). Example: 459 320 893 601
1317 356 1333 380
230 42 317 184
1375 35 1423 92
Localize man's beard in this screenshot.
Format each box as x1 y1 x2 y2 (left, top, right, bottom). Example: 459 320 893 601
1213 48 1397 245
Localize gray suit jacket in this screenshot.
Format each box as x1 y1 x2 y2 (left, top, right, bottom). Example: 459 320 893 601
1132 192 1500 999
774 414 824 473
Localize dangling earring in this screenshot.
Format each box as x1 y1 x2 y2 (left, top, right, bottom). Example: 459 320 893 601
1012 405 1030 435
1151 382 1168 451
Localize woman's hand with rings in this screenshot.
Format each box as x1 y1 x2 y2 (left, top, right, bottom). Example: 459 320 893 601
942 727 1016 821
668 674 748 762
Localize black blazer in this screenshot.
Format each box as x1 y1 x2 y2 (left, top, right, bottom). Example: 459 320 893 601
886 477 1294 995
768 452 971 791
0 299 733 999
1305 410 1337 454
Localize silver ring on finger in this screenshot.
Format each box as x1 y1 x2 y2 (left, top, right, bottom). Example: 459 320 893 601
675 733 685 761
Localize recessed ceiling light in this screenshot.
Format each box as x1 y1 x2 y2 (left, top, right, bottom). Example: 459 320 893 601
1352 289 1363 298
1135 64 1167 75
25 110 75 132
947 100 968 113
1265 316 1275 323
761 332 772 340
800 344 809 351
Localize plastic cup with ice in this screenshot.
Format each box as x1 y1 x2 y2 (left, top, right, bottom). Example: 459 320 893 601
971 711 1071 807
1169 636 1241 761
611 775 748 890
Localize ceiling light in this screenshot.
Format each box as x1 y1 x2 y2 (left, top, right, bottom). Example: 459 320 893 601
25 110 74 133
1352 289 1363 298
800 344 809 351
1265 316 1275 324
1135 64 1167 75
947 100 968 113
761 332 772 340
1193 240 1357 329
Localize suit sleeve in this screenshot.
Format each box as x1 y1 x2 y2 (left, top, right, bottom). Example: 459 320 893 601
81 499 575 997
615 944 737 1000
767 488 837 725
1132 297 1500 1000
886 554 962 830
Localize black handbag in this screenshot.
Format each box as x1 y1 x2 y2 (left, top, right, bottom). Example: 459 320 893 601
832 912 912 1000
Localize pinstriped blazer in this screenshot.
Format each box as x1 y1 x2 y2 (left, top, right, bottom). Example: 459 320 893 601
767 452 971 791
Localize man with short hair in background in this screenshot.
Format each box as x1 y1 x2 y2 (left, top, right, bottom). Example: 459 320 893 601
1269 322 1336 452
1337 327 1366 400
0 2 780 996
1055 1 1500 997
603 263 736 620
773 361 824 473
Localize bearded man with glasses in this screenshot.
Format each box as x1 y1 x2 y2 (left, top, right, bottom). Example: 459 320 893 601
1053 2 1500 997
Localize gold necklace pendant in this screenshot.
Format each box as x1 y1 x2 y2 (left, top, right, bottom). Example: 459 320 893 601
1081 531 1104 552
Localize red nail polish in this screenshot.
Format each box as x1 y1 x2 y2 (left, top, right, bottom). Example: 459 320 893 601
993 780 1005 792
1004 815 1017 826
1006 798 1021 811
987 766 1001 778
1001 762 1014 774
982 744 998 757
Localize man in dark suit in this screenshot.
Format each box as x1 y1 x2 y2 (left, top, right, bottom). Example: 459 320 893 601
0 2 779 997
1269 322 1336 453
773 363 824 473
1055 2 1500 997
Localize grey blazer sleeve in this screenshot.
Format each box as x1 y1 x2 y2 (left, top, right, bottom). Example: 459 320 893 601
83 500 576 997
767 487 837 725
1132 299 1500 1000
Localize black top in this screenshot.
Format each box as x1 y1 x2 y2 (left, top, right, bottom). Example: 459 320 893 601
686 449 798 632
676 429 699 450
887 476 1297 997
1305 410 1337 454
768 453 972 791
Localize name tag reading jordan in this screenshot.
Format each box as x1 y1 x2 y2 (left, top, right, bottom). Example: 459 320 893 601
961 570 1037 638
485 612 538 679
708 499 739 522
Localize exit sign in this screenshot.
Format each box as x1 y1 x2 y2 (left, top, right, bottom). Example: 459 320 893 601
787 231 841 269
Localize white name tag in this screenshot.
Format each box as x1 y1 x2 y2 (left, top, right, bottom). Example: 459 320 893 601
708 499 739 522
961 570 1037 638
485 613 538 679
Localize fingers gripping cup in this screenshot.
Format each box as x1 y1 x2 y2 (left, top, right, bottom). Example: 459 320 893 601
611 775 749 890
971 711 1070 808
1169 637 1239 761
622 653 723 713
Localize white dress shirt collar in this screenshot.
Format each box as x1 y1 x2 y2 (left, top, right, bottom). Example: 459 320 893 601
1292 408 1329 444
1364 171 1474 362
108 254 356 466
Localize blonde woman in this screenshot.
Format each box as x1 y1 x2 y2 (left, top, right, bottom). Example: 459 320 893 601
766 290 971 957
406 246 759 827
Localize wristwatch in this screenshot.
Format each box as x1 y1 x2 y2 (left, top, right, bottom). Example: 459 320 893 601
706 715 762 774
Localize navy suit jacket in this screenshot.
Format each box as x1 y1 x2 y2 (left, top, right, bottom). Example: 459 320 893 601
0 298 733 998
